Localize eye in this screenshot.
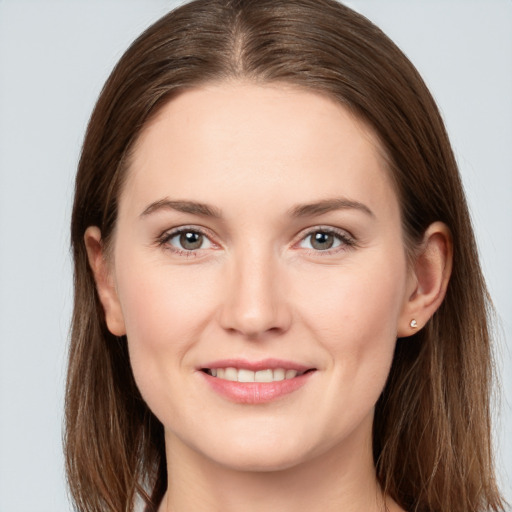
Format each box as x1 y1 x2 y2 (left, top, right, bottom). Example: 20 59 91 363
161 228 213 252
298 228 354 252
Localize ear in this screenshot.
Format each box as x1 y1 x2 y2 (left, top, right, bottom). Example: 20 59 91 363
397 222 453 337
84 226 126 336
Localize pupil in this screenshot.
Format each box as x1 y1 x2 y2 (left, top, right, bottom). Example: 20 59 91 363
311 232 333 250
180 232 202 250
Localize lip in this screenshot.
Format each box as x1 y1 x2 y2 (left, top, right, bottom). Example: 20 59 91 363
199 358 312 372
197 358 316 404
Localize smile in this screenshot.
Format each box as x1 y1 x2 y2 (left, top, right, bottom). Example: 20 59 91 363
202 367 309 382
199 360 317 404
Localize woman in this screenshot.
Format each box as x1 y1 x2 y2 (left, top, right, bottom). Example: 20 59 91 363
65 0 506 511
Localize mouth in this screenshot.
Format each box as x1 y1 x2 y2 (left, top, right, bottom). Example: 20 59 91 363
201 367 315 382
198 359 317 403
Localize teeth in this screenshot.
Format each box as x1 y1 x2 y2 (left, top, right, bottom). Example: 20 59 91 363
207 367 304 382
224 367 238 381
273 368 285 381
255 369 273 382
238 369 255 382
285 369 297 379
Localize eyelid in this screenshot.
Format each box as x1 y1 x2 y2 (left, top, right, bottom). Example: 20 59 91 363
293 225 357 254
157 225 220 255
155 224 357 257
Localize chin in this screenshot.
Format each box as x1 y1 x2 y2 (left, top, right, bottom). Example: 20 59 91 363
190 429 318 473
211 448 311 473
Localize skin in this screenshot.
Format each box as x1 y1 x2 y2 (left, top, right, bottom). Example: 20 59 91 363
86 81 452 512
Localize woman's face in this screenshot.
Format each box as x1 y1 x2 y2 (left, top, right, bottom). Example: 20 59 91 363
100 82 416 471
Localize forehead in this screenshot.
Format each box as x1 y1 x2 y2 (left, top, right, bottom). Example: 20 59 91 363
121 81 397 219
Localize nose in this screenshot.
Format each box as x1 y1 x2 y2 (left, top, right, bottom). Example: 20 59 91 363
219 245 292 339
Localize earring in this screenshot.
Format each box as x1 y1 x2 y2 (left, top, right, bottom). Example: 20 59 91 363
410 319 418 328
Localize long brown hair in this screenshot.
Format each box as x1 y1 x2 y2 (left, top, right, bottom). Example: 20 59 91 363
66 1 505 510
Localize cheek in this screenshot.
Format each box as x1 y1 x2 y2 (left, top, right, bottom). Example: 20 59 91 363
294 252 407 397
113 253 219 403
297 258 406 341
116 247 217 343
294 260 406 432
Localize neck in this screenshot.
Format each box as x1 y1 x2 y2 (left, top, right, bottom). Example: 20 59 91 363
160 421 394 512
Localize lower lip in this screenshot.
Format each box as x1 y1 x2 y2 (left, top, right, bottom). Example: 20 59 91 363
200 371 314 404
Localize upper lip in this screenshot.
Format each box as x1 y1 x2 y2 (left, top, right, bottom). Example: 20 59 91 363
199 358 315 372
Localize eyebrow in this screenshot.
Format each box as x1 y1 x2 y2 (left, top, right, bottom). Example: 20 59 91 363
288 198 374 218
140 196 374 220
140 199 223 219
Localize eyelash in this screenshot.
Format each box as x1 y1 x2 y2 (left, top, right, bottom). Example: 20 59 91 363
297 227 357 256
156 225 357 257
156 226 216 258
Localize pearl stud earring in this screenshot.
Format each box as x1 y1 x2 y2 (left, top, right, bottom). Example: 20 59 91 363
410 319 418 328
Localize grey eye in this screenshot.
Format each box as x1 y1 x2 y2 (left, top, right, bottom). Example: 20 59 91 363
180 232 203 250
168 230 212 251
300 231 343 251
311 232 335 250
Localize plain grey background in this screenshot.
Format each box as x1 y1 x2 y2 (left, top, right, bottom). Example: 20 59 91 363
0 1 510 510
